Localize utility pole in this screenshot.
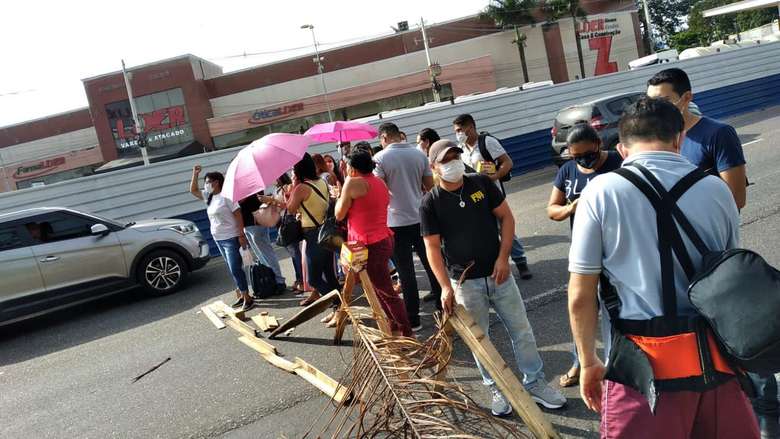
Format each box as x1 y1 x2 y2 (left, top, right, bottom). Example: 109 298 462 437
643 0 656 53
419 17 442 102
571 10 586 79
0 150 10 192
301 24 334 122
512 25 530 84
121 60 150 166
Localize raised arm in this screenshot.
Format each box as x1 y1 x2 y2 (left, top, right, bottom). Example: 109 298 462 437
189 165 203 200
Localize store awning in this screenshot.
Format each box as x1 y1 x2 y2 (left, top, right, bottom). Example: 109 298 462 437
94 141 205 174
703 0 780 17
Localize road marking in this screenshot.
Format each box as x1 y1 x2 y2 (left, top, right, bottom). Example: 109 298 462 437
743 138 762 146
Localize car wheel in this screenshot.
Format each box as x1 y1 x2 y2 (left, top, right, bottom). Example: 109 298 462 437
138 250 188 296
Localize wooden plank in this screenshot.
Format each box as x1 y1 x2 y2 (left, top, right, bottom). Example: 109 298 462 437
449 306 560 439
357 270 392 336
333 270 357 344
251 315 270 332
200 306 226 329
269 290 340 339
266 315 279 329
224 318 265 341
234 330 277 355
212 300 246 321
292 358 351 403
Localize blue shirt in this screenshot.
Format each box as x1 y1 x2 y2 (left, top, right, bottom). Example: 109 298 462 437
568 152 740 320
681 116 745 175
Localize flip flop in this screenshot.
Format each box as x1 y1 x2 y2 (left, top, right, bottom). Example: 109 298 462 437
559 367 580 387
299 292 321 307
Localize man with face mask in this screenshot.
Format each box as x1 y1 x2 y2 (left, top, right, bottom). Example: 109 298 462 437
420 139 567 416
452 114 533 280
373 122 442 330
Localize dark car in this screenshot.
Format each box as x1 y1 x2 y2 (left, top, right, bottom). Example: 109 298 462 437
550 91 643 166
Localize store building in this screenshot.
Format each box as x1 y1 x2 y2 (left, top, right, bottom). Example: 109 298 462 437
0 1 643 192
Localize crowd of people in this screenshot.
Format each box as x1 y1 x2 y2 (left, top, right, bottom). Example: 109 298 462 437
189 66 773 438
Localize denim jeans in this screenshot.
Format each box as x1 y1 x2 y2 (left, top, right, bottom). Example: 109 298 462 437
285 242 303 284
390 223 442 326
244 225 285 284
749 372 780 417
454 275 544 386
215 237 248 293
498 220 526 263
303 228 339 294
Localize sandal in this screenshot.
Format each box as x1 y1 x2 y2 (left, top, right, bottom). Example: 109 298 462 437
299 291 321 307
559 366 580 387
320 311 336 323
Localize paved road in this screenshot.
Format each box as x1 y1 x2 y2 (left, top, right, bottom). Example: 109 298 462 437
1 106 778 439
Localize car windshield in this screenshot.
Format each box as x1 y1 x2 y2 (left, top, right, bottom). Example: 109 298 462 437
78 211 126 228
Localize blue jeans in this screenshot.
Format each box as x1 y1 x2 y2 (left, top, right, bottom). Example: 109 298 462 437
303 228 339 294
511 236 527 263
285 242 303 284
454 275 544 386
215 237 248 293
244 225 285 284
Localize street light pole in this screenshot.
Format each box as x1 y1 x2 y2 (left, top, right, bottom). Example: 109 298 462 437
419 17 442 102
301 24 334 122
121 60 150 166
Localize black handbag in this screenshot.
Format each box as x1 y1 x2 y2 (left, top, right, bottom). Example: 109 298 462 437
276 209 303 247
300 182 346 253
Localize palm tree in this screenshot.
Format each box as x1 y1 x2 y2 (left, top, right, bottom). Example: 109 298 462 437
481 0 539 84
541 0 587 79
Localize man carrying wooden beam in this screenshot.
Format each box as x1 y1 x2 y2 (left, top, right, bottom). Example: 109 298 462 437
420 139 566 417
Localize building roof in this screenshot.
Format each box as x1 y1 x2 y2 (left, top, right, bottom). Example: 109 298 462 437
80 54 220 83
704 0 780 17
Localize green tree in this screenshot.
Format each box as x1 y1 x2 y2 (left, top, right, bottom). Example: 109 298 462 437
646 0 693 47
687 0 779 48
541 0 587 79
481 0 539 83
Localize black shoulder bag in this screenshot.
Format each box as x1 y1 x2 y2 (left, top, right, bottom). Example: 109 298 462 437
300 182 346 253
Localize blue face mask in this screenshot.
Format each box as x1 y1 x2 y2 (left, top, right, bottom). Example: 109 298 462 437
575 151 600 169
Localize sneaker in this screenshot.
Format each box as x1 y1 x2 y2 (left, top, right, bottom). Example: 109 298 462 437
240 298 255 312
489 385 513 417
525 380 566 409
230 297 244 308
275 284 287 295
514 260 533 280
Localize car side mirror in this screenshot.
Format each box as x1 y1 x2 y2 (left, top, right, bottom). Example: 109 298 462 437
91 223 110 236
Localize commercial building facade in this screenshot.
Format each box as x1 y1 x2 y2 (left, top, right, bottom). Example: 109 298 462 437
0 2 643 192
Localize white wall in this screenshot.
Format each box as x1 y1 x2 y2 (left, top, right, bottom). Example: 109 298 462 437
0 127 99 165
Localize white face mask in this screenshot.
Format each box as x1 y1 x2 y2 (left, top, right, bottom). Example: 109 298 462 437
437 160 465 183
204 182 213 194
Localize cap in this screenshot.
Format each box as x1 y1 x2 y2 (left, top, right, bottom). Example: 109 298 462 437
428 139 463 164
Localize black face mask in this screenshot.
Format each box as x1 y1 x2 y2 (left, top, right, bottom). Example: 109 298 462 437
575 150 600 169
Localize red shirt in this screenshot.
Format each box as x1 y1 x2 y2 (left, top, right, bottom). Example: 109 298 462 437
347 174 393 245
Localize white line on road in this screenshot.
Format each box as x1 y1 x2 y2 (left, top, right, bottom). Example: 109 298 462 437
743 138 763 146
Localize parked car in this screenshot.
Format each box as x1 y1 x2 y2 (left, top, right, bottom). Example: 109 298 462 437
0 207 210 325
550 91 643 167
550 93 702 166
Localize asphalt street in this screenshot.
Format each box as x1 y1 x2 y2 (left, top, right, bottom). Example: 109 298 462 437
1 105 778 439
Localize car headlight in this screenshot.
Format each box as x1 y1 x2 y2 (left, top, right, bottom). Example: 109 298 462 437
161 224 196 234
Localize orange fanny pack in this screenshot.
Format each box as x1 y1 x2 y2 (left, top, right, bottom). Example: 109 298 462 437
627 331 733 380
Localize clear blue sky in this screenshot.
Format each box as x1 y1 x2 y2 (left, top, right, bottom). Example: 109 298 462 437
0 0 488 127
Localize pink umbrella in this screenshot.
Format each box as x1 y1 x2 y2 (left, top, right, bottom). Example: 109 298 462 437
222 133 310 202
304 121 378 143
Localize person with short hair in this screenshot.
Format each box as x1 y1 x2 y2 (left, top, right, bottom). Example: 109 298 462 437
452 114 532 280
335 148 412 336
421 139 566 416
189 166 253 311
548 123 622 387
568 97 757 438
374 122 442 330
416 128 440 156
646 68 747 209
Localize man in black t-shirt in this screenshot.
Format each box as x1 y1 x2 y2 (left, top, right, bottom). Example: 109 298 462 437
239 190 286 293
420 140 566 416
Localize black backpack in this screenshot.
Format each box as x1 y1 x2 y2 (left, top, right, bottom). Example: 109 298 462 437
615 163 780 375
246 262 277 299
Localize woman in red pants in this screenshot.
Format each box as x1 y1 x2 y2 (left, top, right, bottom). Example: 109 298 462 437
335 149 413 337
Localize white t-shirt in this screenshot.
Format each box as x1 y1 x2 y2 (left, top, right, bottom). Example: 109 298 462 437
460 135 507 189
204 192 241 241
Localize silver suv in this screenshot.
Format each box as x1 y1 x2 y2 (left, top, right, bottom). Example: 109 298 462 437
0 207 210 325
